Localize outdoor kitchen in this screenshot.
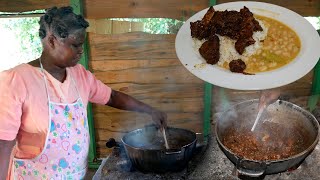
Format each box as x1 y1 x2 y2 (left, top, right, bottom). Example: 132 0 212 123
90 90 320 180
0 0 320 180
96 121 320 180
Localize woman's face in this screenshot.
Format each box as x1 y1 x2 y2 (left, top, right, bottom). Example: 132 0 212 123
50 29 86 68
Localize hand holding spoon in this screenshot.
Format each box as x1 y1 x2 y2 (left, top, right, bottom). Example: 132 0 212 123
251 89 280 132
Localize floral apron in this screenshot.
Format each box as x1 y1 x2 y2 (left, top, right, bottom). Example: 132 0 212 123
12 63 89 180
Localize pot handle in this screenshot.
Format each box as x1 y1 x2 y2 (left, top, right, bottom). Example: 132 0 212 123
164 148 185 160
165 148 184 155
106 138 118 148
236 159 267 177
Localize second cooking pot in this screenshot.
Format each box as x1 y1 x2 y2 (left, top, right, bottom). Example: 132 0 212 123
121 125 197 173
216 99 319 177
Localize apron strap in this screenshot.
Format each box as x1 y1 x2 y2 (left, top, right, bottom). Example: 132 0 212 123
70 75 82 101
39 59 82 103
39 59 51 102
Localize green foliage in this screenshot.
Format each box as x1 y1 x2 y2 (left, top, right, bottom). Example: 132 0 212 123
112 18 184 34
0 9 44 15
141 18 184 34
1 17 42 59
0 17 182 64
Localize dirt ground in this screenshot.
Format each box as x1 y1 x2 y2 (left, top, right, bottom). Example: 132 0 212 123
85 168 96 180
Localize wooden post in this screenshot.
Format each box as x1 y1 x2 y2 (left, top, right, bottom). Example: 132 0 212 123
202 0 216 143
70 0 100 169
307 30 320 111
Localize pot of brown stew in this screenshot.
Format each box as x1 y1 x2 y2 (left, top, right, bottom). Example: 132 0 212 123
121 125 197 173
216 99 319 177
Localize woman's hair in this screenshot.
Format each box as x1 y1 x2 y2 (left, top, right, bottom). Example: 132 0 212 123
39 6 89 39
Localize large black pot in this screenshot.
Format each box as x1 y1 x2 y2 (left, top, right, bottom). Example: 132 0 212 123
121 125 197 173
216 99 319 177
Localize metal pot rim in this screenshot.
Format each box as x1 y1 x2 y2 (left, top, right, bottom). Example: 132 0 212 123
121 126 197 152
215 99 320 163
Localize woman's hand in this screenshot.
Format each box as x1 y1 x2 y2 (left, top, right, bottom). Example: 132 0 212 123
150 109 167 131
258 89 281 109
106 90 168 129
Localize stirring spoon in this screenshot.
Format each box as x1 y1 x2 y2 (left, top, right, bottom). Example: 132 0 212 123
251 105 266 131
162 128 170 149
252 90 280 131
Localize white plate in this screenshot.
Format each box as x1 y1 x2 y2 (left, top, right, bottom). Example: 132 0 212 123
175 1 320 90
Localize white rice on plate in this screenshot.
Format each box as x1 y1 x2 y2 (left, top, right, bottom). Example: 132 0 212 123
192 19 269 66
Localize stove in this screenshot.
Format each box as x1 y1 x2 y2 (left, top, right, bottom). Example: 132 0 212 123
97 96 320 179
98 131 320 180
99 138 206 180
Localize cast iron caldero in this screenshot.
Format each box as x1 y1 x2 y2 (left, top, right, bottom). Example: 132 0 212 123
121 125 197 173
216 99 319 177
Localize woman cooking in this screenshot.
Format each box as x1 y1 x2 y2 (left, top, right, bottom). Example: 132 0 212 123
0 6 167 179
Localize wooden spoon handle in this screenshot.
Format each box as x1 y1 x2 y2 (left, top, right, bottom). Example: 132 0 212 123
162 129 170 149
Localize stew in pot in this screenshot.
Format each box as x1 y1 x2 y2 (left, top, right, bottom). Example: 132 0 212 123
127 128 194 150
222 121 309 161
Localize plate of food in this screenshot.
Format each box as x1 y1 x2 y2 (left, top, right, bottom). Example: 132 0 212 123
175 1 320 90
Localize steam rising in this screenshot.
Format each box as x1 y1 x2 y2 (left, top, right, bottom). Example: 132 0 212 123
214 88 317 160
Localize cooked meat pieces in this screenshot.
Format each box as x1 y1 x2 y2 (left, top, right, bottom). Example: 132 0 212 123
235 7 262 54
202 6 215 25
199 35 220 65
229 59 246 73
191 6 263 41
239 15 255 38
190 6 263 55
190 7 215 40
190 6 264 73
240 6 254 18
240 6 263 32
210 10 242 40
235 37 255 54
190 21 211 40
253 19 263 31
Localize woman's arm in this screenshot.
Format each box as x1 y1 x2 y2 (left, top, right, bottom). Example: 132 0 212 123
0 139 15 180
78 66 167 128
106 90 167 129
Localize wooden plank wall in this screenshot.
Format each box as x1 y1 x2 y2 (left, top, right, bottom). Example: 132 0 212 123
85 0 209 157
84 0 209 20
88 34 205 157
0 0 69 12
85 0 320 157
84 0 320 19
212 72 314 116
86 19 144 34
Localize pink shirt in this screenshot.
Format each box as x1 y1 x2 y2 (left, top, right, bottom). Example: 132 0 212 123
0 63 111 160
